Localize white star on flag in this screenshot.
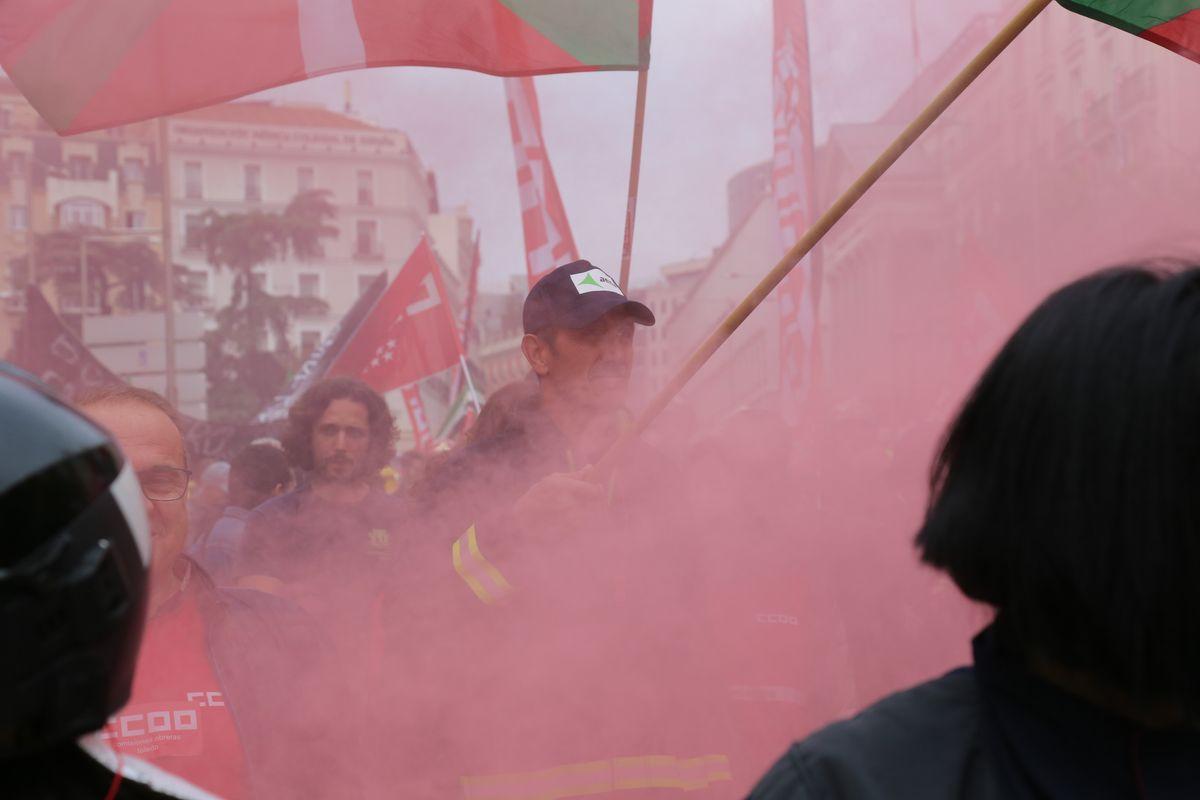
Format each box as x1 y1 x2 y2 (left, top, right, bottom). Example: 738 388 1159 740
370 337 398 370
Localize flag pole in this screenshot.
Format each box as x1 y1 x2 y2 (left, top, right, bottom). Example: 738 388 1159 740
158 116 178 407
617 65 649 292
596 0 1052 475
619 0 657 293
458 354 482 414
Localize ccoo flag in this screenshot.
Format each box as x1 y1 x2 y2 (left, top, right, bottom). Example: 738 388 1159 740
0 0 653 136
1057 1 1200 63
773 0 820 412
328 238 462 394
400 384 433 450
505 76 580 287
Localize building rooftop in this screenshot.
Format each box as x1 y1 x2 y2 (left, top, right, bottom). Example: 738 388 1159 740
175 100 389 133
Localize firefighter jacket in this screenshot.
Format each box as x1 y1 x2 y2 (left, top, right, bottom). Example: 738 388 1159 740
379 397 742 798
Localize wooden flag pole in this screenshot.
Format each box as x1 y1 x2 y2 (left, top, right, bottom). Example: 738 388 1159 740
158 116 178 408
618 64 650 292
596 0 1052 476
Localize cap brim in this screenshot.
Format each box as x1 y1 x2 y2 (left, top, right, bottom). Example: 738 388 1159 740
560 294 656 329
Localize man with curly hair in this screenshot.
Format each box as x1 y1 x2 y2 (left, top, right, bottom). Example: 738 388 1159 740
235 377 403 599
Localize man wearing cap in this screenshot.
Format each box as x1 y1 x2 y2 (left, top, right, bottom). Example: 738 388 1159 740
425 259 659 601
379 262 735 797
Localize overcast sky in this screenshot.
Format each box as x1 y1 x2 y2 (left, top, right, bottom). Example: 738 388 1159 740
262 0 1004 290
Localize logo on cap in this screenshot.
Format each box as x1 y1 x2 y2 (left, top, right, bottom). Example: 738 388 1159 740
570 268 623 296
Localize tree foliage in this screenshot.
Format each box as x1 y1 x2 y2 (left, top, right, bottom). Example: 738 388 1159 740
198 190 338 422
10 228 204 314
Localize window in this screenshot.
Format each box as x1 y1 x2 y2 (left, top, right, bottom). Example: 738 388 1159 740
122 158 145 184
67 155 93 180
358 273 383 297
355 220 379 258
297 166 314 194
59 198 105 228
357 170 373 206
297 272 320 298
184 161 202 199
184 269 210 308
244 164 262 203
6 152 27 179
9 205 28 231
300 330 322 359
125 209 146 229
184 213 206 250
250 271 268 293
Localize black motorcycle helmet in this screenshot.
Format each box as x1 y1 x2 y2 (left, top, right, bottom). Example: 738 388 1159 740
0 364 150 756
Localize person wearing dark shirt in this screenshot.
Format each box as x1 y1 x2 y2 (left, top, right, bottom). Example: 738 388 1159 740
389 262 742 796
750 266 1200 799
190 443 291 585
426 261 661 596
236 377 406 600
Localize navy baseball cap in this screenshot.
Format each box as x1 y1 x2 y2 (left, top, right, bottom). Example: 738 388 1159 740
523 260 656 334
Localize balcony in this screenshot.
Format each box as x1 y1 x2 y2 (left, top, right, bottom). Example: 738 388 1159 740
47 170 120 216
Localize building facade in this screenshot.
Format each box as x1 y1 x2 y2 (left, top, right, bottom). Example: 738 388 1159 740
0 88 478 432
0 79 163 356
167 101 447 359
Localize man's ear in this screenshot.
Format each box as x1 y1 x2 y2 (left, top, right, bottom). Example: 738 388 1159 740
521 332 553 377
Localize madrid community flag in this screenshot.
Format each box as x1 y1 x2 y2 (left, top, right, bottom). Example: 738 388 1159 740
505 75 580 287
329 238 462 394
0 0 653 136
1057 1 1200 63
772 0 820 410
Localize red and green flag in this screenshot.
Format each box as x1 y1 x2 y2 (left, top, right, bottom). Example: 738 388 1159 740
0 0 652 135
1058 1 1200 63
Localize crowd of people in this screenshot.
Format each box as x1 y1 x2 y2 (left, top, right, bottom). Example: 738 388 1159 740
4 259 1200 798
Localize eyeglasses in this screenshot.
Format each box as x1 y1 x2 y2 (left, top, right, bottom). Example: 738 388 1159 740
136 466 193 502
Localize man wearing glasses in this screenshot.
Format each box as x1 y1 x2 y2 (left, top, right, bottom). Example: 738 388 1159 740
76 385 354 800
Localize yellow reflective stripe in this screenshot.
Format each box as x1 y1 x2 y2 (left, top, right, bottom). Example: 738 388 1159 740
452 535 492 604
460 754 732 799
452 524 512 605
467 525 513 595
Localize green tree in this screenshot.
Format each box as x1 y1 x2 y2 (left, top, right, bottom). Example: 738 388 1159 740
198 190 338 422
10 228 204 314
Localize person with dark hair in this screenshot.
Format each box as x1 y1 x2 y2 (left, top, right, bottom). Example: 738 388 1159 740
190 444 292 585
427 262 658 587
750 266 1200 799
380 263 743 796
76 383 353 799
187 460 229 551
235 376 403 601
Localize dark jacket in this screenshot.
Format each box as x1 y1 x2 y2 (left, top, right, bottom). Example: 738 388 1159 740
749 626 1200 800
190 564 360 800
388 398 740 795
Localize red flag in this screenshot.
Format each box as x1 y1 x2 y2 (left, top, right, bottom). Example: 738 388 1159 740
773 0 820 413
504 76 579 287
0 0 651 136
401 384 433 450
329 238 462 393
